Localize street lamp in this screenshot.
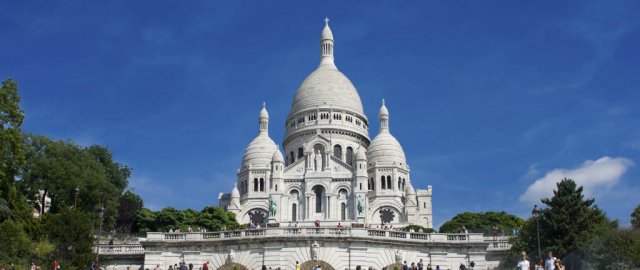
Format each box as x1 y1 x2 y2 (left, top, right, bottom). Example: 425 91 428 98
532 204 542 260
74 187 80 208
96 205 105 263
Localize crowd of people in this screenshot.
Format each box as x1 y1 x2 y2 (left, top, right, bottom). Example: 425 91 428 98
516 251 566 270
0 261 61 270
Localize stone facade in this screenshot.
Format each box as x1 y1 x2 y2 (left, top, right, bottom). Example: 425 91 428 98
219 19 432 229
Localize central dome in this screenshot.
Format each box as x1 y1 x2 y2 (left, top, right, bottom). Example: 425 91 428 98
289 66 365 116
288 20 365 119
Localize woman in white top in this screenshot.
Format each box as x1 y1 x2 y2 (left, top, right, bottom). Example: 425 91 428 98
517 252 530 270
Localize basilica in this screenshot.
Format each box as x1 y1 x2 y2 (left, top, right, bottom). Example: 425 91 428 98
219 20 433 229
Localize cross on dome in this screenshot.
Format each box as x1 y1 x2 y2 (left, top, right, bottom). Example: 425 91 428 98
324 17 330 26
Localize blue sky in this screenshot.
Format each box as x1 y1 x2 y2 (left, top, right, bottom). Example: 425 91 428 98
2 1 639 228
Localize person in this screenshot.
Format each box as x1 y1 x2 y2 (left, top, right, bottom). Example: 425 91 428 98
316 265 322 270
426 263 433 270
168 266 173 270
516 252 530 270
417 259 424 270
154 265 160 270
462 226 468 235
492 225 499 241
295 261 300 270
53 260 59 270
435 266 440 270
337 223 343 228
202 262 209 270
534 259 543 270
10 264 15 270
402 261 408 270
31 263 36 270
544 252 556 270
315 220 320 228
458 263 466 270
250 223 256 230
410 262 416 270
188 264 193 270
553 259 564 270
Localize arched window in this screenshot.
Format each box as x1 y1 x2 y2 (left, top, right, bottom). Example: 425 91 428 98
368 178 372 190
333 145 342 160
313 186 324 213
253 178 258 192
381 176 386 190
402 178 406 190
291 203 297 222
259 178 264 192
298 147 304 159
290 151 295 164
341 203 346 221
387 176 392 191
338 188 348 199
346 147 354 166
398 177 402 190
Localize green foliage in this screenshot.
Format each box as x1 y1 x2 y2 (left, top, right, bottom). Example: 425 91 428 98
509 178 640 268
20 134 131 229
45 208 94 270
632 204 640 230
538 179 607 257
439 211 524 234
0 78 26 223
135 206 239 233
403 224 435 233
0 219 31 264
33 239 56 263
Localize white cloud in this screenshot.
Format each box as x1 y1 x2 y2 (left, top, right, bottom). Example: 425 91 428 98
519 156 634 204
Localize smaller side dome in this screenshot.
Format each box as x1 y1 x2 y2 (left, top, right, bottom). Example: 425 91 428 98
231 184 240 198
405 183 416 196
272 148 284 163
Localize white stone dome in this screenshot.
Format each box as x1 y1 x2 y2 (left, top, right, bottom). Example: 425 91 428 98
368 100 406 165
231 184 240 198
272 148 284 163
289 66 365 116
355 146 367 160
241 133 277 168
367 132 406 165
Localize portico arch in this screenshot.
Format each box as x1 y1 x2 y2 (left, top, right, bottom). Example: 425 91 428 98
300 260 335 270
216 263 248 270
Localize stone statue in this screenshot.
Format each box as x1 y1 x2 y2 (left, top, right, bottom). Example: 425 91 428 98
315 150 322 171
227 249 236 264
269 197 277 217
394 249 402 264
356 194 365 216
311 241 319 261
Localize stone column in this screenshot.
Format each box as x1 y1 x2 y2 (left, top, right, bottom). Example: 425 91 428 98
326 195 331 219
324 153 331 171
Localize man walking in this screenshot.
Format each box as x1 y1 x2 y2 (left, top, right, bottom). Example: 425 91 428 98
544 252 556 270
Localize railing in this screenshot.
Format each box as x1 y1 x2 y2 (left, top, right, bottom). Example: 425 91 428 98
147 228 484 244
487 240 512 251
98 244 145 255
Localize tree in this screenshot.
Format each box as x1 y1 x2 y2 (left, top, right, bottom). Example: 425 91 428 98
20 135 126 229
0 219 31 264
439 211 524 235
45 208 94 270
116 190 143 233
632 204 640 230
0 78 26 223
510 178 609 267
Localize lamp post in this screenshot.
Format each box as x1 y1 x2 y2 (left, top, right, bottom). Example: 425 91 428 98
532 204 542 260
74 187 79 208
96 205 105 263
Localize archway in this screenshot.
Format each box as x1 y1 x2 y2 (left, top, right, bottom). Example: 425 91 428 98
300 260 335 270
216 263 248 270
383 263 402 270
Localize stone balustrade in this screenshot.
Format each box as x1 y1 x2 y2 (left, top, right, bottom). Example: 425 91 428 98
98 244 145 256
144 228 486 244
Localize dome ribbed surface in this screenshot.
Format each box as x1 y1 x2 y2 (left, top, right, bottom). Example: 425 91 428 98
367 132 406 165
289 67 365 116
242 134 277 167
